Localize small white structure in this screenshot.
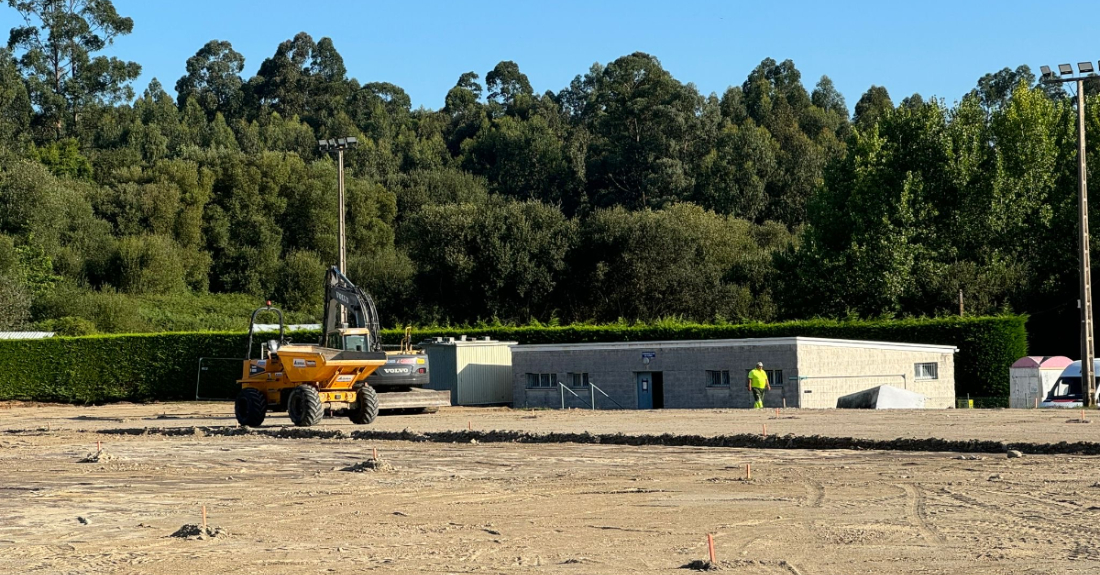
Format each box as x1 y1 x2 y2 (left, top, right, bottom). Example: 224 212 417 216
253 324 321 333
0 331 54 339
423 336 517 405
837 385 926 409
1010 356 1072 408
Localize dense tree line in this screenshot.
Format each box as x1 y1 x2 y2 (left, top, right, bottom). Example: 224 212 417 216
0 1 1088 353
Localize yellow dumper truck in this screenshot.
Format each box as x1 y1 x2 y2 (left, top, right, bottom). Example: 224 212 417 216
234 267 449 427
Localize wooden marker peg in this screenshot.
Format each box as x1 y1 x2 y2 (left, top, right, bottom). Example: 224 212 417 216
707 533 716 564
468 420 472 431
775 408 780 418
96 441 101 453
372 447 378 460
746 463 752 480
201 505 207 529
762 424 767 438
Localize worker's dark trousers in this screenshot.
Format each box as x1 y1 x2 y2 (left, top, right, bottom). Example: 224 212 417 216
751 387 765 409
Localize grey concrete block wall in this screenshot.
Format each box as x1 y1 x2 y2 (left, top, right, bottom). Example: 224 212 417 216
512 341 799 409
511 337 957 410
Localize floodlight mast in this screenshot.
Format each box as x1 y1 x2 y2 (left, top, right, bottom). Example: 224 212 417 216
318 137 360 275
1040 61 1099 406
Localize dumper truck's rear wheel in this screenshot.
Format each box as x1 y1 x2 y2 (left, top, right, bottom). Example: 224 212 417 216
350 384 379 425
288 384 323 427
235 388 267 427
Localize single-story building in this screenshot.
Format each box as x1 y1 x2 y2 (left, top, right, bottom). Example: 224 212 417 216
511 337 957 409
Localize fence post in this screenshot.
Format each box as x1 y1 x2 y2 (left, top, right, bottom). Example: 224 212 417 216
591 384 596 410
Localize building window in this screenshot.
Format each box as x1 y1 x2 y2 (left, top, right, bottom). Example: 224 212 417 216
706 370 730 387
526 373 557 389
569 372 590 388
745 369 784 387
915 362 938 380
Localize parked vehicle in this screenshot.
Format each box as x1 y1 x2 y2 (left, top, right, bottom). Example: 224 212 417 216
1039 360 1100 408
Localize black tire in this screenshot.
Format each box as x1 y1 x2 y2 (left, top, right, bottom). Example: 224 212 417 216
287 384 324 427
349 384 379 425
235 388 267 427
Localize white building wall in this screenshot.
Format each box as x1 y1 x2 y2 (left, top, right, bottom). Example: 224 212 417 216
1010 368 1064 408
456 344 514 405
795 343 956 409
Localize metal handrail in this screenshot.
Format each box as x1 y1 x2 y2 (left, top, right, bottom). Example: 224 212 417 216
558 382 593 409
589 382 625 409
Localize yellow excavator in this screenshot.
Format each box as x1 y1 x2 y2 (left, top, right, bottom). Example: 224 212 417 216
234 267 448 427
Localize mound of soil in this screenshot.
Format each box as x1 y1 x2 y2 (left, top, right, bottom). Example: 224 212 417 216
682 559 720 571
78 449 116 463
342 458 394 473
170 524 227 539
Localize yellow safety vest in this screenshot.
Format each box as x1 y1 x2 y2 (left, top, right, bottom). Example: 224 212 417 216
748 368 769 389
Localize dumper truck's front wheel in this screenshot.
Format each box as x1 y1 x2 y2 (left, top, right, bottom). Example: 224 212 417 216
235 388 267 427
287 384 323 427
350 384 379 424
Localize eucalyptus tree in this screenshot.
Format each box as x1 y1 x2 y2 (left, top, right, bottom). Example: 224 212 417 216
6 0 140 139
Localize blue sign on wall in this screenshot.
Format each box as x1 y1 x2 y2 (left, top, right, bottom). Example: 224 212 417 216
641 352 656 359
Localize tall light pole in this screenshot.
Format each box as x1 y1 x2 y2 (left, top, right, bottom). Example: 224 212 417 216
1040 62 1097 406
318 137 359 274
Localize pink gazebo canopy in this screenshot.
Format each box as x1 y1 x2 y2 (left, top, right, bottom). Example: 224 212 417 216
1011 356 1072 369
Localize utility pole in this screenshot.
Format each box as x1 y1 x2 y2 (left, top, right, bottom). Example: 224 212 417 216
338 147 346 274
318 137 359 274
1078 78 1095 408
1040 63 1096 406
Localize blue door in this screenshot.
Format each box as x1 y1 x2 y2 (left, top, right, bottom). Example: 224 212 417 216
637 372 653 409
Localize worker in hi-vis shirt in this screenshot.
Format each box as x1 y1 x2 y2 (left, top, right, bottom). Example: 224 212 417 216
747 361 770 409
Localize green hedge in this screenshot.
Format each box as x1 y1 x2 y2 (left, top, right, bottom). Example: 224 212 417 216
0 316 1026 403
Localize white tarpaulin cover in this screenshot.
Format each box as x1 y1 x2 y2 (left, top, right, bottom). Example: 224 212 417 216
836 385 927 409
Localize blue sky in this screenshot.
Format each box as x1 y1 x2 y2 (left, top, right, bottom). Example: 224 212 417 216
2 0 1093 110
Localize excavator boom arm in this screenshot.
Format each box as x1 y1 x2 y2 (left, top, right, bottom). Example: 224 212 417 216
321 266 383 352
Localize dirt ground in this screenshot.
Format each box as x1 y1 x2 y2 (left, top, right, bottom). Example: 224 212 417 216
4 403 1100 574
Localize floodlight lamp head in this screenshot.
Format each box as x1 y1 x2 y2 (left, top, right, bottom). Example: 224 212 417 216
346 136 358 146
1080 61 1095 74
1040 65 1053 79
1059 63 1074 75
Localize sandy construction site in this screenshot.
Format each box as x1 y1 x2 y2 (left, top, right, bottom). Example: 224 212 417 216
4 403 1100 574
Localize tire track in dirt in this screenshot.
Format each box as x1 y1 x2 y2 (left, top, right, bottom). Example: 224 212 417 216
941 488 1100 558
898 484 944 545
803 477 825 508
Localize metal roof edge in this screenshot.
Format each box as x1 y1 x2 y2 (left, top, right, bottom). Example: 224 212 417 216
794 337 959 353
509 336 958 354
423 341 519 347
